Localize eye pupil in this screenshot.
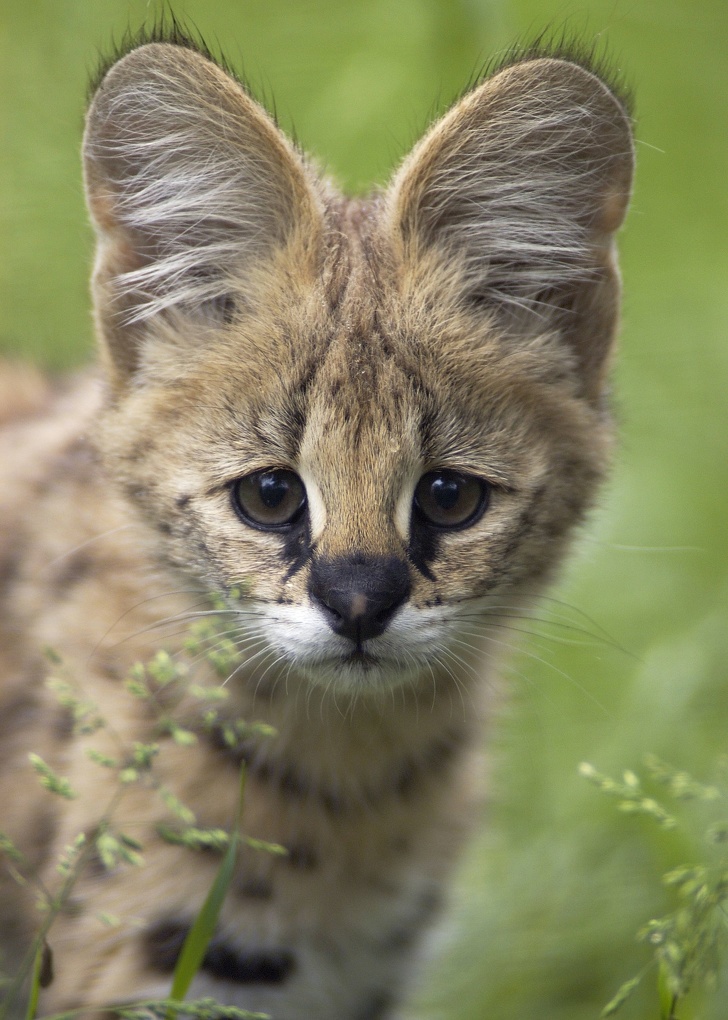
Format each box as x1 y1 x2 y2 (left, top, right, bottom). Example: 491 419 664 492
232 469 306 530
431 476 460 511
259 474 288 509
414 470 488 529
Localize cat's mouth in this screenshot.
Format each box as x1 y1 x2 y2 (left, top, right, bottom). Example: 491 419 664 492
340 648 380 671
292 641 413 689
257 605 433 689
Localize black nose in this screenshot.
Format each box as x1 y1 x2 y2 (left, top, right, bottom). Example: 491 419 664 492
308 555 411 645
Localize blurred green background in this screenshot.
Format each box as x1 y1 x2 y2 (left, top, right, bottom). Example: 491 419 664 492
1 1 727 1017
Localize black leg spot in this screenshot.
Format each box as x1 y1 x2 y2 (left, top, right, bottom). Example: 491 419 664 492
285 842 319 871
145 917 296 985
353 990 395 1020
144 917 189 973
39 939 53 988
236 875 274 900
203 944 295 985
378 885 443 953
51 551 93 595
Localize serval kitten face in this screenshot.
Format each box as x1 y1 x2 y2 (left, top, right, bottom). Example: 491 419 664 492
0 31 633 1018
87 38 633 697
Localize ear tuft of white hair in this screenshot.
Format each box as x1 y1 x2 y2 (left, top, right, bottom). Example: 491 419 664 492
84 41 320 370
388 55 634 321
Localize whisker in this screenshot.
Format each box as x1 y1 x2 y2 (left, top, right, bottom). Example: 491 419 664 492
455 615 611 653
90 591 217 659
446 595 635 659
451 625 614 718
108 605 263 650
429 652 470 715
517 591 634 655
45 523 138 569
252 650 285 704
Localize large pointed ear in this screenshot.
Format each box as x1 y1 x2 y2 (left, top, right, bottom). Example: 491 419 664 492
83 41 322 384
387 55 634 400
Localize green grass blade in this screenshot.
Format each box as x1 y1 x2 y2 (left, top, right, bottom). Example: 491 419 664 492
23 939 44 1020
167 765 246 1013
22 942 41 1020
600 975 641 1016
657 963 678 1020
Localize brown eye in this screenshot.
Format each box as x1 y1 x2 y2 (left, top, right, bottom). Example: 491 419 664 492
232 469 306 530
413 470 488 529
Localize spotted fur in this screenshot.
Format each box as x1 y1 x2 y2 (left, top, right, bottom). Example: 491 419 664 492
0 31 633 1019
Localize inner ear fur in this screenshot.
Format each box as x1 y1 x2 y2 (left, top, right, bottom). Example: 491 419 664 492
387 57 635 401
84 41 322 383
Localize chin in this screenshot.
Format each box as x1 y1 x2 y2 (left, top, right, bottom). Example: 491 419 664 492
294 649 428 696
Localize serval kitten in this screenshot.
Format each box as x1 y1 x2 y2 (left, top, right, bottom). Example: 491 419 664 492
0 30 633 1020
